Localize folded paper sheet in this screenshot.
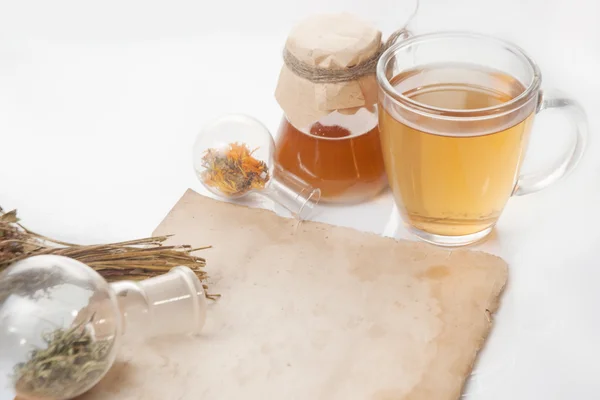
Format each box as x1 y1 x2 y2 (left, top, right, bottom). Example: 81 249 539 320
81 189 508 400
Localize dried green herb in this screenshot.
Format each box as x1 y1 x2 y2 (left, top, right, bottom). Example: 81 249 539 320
12 316 113 400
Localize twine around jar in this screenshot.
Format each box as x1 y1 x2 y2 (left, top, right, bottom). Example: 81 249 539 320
282 28 411 84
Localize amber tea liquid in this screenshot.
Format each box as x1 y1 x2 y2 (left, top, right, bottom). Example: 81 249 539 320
379 64 534 236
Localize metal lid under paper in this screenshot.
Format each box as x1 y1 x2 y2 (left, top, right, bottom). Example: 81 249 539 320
275 13 382 131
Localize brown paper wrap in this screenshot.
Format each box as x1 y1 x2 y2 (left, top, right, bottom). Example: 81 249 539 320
275 13 382 130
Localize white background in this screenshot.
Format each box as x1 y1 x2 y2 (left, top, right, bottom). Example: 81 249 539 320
0 0 599 399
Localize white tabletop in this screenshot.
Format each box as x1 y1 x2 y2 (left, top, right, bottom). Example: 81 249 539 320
1 0 598 398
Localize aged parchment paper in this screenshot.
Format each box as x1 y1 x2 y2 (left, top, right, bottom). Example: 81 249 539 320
81 189 507 400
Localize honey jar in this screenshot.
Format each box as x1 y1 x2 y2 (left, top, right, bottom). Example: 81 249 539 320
274 13 389 204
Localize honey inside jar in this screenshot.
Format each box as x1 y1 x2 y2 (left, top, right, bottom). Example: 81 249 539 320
275 110 387 204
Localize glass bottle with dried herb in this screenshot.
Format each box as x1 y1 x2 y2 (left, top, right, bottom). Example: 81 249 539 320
193 114 321 220
0 255 208 400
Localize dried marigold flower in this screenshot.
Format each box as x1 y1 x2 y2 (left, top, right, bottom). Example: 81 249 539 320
200 142 270 197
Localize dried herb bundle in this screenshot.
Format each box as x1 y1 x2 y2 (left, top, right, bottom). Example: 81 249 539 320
0 206 217 299
13 316 112 400
200 142 269 196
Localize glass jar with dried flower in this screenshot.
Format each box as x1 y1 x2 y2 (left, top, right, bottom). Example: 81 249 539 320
193 114 321 220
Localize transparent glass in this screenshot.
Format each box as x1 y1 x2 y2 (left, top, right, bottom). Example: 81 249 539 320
0 255 207 400
193 114 321 220
377 32 588 246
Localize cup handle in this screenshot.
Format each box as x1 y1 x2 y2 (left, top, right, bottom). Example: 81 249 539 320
513 89 588 196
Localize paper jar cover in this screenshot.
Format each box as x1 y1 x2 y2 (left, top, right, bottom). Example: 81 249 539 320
274 13 382 130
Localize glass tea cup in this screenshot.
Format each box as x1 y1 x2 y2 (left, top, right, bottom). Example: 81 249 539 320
376 32 588 246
